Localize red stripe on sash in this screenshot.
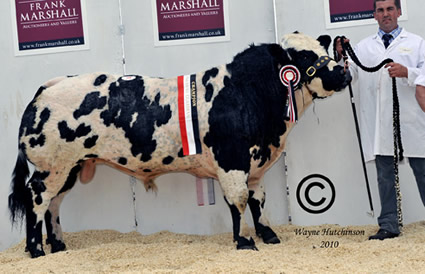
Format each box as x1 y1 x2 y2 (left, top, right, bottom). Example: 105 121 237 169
178 76 189 155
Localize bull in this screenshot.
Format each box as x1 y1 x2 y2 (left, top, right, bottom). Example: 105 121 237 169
9 32 351 258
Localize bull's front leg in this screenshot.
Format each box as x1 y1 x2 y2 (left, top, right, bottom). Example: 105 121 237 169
248 178 280 244
218 169 257 250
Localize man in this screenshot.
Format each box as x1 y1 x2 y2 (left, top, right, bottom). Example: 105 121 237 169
415 67 425 112
337 0 425 240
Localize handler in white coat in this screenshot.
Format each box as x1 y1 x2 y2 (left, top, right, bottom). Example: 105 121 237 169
337 0 425 240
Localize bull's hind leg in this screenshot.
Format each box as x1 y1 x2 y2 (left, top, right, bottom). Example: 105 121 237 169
45 165 81 254
218 169 257 250
26 165 80 258
45 193 67 253
248 179 280 244
25 170 51 258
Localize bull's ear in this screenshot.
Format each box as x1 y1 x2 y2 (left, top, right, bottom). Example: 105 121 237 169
317 35 331 51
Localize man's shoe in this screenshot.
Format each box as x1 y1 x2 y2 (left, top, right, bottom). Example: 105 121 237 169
368 229 399 240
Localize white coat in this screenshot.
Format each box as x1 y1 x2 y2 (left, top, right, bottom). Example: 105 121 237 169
415 64 425 86
348 28 425 162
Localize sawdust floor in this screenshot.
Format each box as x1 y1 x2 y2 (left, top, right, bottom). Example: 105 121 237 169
1 221 425 273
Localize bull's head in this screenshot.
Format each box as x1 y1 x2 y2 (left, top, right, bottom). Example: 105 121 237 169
281 32 351 99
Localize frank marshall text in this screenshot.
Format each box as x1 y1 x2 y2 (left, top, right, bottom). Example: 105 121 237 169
294 227 365 238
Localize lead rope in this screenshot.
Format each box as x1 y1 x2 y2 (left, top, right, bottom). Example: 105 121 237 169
334 36 404 230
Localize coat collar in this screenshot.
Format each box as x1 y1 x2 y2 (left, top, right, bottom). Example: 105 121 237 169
373 28 408 46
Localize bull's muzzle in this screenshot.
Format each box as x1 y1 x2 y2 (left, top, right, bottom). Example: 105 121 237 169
336 68 352 92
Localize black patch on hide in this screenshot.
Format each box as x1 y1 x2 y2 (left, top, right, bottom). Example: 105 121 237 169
162 156 174 165
84 154 98 158
19 105 50 149
73 91 107 119
19 106 51 141
100 76 172 162
58 165 81 194
118 157 128 165
204 44 290 173
202 67 219 102
94 74 108 86
84 135 98 148
44 210 54 242
224 196 242 242
30 171 49 205
29 134 46 147
143 169 152 172
248 190 264 231
58 121 91 142
33 86 46 100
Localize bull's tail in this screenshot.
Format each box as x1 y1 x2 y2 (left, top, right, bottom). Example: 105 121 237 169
8 148 30 226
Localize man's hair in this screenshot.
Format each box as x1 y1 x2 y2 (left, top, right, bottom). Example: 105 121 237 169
374 0 401 10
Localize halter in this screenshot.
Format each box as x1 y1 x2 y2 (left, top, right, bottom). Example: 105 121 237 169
306 56 332 78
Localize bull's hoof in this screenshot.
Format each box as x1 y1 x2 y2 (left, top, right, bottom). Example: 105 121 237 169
27 247 46 258
264 235 281 244
47 238 67 253
51 241 66 253
257 226 281 244
236 237 258 251
238 244 259 251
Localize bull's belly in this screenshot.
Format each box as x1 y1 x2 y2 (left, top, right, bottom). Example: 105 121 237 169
80 147 218 184
25 134 217 183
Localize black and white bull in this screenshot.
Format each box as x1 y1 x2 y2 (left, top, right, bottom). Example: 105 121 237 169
9 32 351 258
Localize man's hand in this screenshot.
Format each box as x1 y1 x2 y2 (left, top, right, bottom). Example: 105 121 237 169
384 62 408 78
335 38 350 62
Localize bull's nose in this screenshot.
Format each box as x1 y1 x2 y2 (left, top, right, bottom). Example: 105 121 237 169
343 69 352 87
335 69 352 92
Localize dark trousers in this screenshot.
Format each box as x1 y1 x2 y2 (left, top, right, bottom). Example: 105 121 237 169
375 155 425 234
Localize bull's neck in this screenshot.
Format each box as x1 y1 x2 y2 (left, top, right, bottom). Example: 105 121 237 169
297 85 314 117
276 85 314 155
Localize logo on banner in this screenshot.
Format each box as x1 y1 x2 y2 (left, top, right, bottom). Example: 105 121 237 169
11 0 88 56
296 174 336 214
177 74 202 156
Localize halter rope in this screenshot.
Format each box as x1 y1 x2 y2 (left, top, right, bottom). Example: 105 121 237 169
334 36 404 230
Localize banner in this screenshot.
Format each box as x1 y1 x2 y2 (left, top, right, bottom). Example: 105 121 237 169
324 0 407 29
11 0 89 56
152 0 230 46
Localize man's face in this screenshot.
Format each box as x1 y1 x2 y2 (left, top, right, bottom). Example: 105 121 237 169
374 0 401 33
